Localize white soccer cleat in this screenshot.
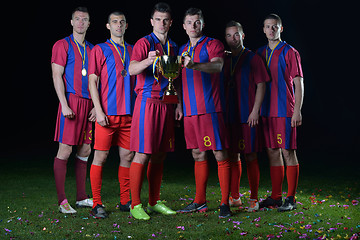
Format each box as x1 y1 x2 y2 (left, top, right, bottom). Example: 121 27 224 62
248 199 259 212
229 196 242 207
59 199 77 214
76 198 93 208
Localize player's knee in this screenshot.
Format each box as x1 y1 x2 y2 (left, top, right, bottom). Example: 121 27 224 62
77 144 91 158
282 149 298 166
213 149 228 162
120 150 134 163
57 143 73 160
93 150 109 165
192 149 206 161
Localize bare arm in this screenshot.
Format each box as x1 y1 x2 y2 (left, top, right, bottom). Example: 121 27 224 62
184 56 224 73
292 76 304 127
88 73 109 126
52 63 75 118
247 82 266 127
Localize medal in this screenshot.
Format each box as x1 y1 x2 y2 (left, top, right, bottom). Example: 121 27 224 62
73 35 87 77
82 68 87 76
109 39 127 78
121 69 127 77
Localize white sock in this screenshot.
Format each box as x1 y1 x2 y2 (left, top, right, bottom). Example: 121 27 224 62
76 154 89 162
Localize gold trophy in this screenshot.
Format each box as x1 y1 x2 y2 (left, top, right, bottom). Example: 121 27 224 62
158 55 182 104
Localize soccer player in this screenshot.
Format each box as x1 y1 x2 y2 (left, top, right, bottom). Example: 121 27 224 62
177 8 231 218
88 11 136 219
256 14 304 212
51 7 95 214
224 21 269 212
128 2 182 220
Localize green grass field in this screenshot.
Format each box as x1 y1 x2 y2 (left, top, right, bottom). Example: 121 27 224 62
1 151 359 239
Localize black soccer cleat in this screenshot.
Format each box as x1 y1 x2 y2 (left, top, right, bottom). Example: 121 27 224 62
91 204 108 219
277 196 297 212
177 201 208 213
259 196 283 209
219 203 232 218
119 200 131 212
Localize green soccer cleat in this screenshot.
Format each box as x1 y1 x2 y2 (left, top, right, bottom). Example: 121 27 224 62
130 204 150 220
147 200 176 215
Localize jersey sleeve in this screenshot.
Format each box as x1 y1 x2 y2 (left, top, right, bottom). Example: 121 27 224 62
286 48 303 79
51 39 68 67
88 45 105 77
207 39 225 60
251 54 270 85
130 38 150 62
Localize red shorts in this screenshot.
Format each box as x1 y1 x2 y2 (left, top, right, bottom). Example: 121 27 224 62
54 93 93 146
184 112 229 152
130 97 175 154
94 115 132 151
228 123 264 154
262 117 297 149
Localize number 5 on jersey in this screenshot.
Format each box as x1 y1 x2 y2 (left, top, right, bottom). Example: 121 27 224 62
277 133 282 145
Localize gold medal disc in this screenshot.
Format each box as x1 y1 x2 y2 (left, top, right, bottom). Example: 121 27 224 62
81 68 87 76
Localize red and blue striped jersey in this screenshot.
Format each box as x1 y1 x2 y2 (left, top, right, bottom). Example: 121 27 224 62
223 48 270 124
256 41 303 118
130 32 178 100
179 36 225 116
88 40 136 116
51 34 94 99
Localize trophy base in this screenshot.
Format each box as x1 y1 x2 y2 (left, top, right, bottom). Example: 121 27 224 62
162 94 179 104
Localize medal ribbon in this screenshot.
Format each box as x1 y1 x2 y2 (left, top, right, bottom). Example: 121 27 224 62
73 37 86 69
109 39 126 67
152 39 170 83
230 47 245 76
265 41 281 67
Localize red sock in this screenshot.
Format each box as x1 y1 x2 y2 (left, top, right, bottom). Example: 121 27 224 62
118 166 130 205
217 158 231 205
54 157 68 205
230 160 242 199
270 166 284 200
194 160 209 204
90 164 103 208
286 164 299 197
129 162 145 209
247 159 260 200
75 157 88 201
147 161 164 206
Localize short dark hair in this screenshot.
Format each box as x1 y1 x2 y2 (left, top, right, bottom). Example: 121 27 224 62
225 20 243 33
107 11 125 23
264 13 282 26
183 7 204 23
72 6 89 19
151 2 172 18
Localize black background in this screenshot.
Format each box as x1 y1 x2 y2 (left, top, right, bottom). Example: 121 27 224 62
3 0 359 167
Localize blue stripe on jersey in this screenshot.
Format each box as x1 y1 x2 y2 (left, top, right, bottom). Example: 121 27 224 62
64 37 75 94
138 99 147 153
102 43 118 115
81 40 92 99
123 44 132 114
285 117 292 149
239 51 254 123
210 112 222 150
199 38 216 113
185 68 198 115
58 93 70 143
277 44 290 117
58 113 65 143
